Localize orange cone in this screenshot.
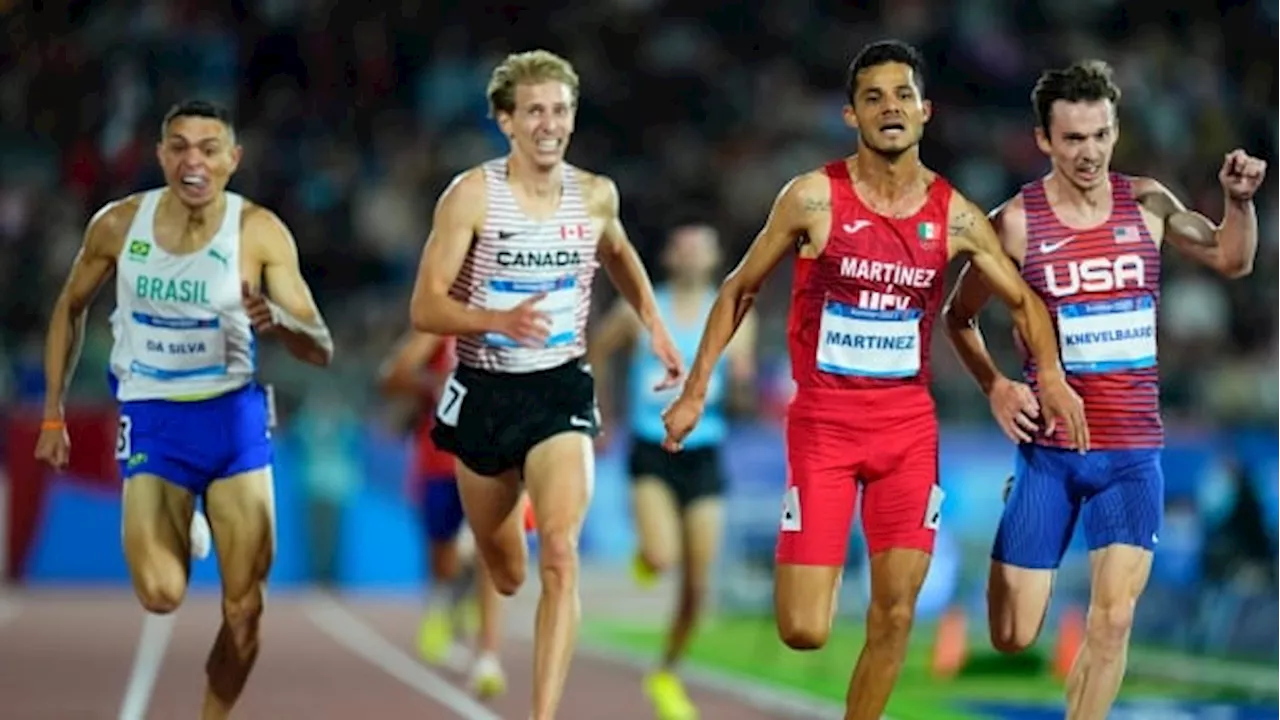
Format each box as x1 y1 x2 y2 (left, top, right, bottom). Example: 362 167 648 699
1054 605 1086 680
931 606 968 678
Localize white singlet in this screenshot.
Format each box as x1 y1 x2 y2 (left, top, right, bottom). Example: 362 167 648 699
108 188 255 401
451 158 600 374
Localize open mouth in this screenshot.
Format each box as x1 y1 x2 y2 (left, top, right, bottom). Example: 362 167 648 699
880 121 906 136
535 139 561 153
181 175 209 191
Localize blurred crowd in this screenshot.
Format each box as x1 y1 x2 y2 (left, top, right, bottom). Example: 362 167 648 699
0 0 1276 430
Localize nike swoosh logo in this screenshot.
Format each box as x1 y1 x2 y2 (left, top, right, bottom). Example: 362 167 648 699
1039 236 1076 253
843 220 872 235
569 416 593 429
498 230 519 239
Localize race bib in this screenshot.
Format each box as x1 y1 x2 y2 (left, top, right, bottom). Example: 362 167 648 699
482 276 579 348
128 311 227 379
816 299 921 378
1057 296 1157 374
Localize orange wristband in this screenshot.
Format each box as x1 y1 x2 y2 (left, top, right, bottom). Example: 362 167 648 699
40 420 65 431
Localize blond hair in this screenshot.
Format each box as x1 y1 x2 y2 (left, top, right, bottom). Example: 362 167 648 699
486 50 580 117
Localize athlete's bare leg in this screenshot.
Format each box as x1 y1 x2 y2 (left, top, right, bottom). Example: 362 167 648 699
1065 544 1152 720
988 561 1056 653
474 559 504 655
843 548 931 720
774 564 843 650
523 432 595 720
663 497 722 667
632 477 681 573
428 538 463 584
455 463 526 596
122 474 197 613
200 469 276 720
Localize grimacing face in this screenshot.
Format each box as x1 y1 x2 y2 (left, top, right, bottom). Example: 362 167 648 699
1036 99 1118 192
497 81 577 171
843 61 931 156
156 115 242 208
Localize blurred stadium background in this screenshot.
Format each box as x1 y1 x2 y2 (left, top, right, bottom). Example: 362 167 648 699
0 1 1276 719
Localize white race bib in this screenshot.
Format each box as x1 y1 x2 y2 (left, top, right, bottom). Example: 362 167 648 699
816 299 921 378
482 276 579 348
1057 296 1157 374
128 311 227 379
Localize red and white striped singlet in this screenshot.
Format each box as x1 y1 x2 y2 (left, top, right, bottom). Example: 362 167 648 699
450 158 600 374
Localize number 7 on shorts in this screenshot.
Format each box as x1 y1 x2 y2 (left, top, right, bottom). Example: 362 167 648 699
436 375 467 427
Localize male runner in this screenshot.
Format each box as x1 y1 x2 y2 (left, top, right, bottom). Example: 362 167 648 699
408 49 683 720
942 59 1265 720
589 223 757 720
33 100 333 719
378 330 506 697
661 40 1088 720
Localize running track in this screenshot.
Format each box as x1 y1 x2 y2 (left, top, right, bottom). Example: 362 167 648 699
0 588 838 719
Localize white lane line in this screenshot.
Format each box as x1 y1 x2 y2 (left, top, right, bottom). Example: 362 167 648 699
118 612 176 720
305 594 501 720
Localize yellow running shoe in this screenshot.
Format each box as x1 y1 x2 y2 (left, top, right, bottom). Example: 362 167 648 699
469 653 507 699
632 551 659 589
416 606 453 665
644 669 698 720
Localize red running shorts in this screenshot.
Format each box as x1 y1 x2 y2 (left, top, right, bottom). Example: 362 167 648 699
775 385 944 566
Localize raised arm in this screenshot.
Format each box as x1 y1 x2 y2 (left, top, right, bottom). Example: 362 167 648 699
44 201 131 422
247 207 334 366
1133 151 1266 279
947 191 1088 450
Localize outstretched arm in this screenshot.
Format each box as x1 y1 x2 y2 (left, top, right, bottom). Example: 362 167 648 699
43 201 128 422
683 174 816 402
248 208 334 366
1134 151 1266 278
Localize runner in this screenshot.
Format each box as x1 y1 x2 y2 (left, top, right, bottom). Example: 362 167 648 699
661 40 1087 719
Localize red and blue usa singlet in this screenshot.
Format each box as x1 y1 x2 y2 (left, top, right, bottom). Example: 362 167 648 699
1019 173 1163 450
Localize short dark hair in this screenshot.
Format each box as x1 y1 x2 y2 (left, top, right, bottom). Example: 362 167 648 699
845 40 926 103
1031 60 1121 135
160 99 235 138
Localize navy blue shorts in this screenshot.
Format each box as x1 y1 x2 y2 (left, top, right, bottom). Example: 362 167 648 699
116 383 273 496
418 477 465 544
992 444 1164 570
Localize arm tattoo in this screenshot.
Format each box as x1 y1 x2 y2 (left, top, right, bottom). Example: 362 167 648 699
802 198 831 213
949 209 978 239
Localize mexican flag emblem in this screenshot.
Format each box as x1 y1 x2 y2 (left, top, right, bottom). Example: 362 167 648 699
917 222 938 246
